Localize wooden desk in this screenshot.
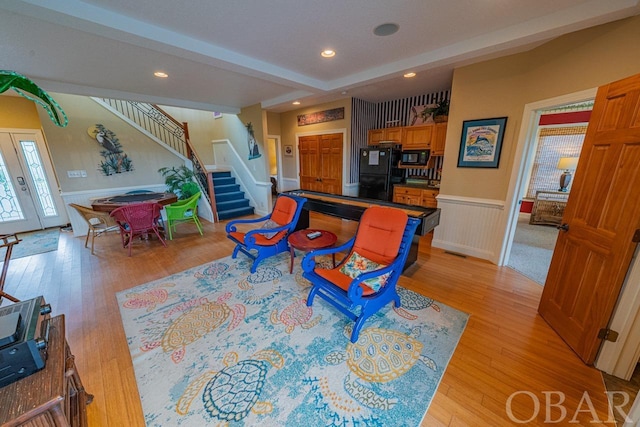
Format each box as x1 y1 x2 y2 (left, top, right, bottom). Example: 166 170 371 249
0 315 92 427
283 190 441 269
91 192 177 212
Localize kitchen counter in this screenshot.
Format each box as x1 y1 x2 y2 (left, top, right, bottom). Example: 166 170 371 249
395 182 440 190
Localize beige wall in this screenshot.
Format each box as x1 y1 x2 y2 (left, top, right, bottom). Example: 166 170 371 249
39 93 183 192
238 103 269 182
267 111 281 135
159 106 218 164
442 15 640 200
0 96 41 128
279 98 351 181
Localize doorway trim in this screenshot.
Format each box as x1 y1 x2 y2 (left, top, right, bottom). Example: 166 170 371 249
498 87 640 378
267 134 283 204
498 88 597 267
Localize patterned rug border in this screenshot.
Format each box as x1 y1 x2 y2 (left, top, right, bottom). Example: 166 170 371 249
117 253 468 426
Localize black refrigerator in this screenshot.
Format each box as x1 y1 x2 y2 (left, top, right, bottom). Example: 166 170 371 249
358 147 403 201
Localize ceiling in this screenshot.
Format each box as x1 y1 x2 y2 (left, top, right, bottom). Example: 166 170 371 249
1 0 639 114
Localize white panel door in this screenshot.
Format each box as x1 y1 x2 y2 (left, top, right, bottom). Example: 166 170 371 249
0 131 66 234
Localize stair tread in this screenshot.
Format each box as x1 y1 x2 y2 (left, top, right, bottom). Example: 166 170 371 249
218 206 255 220
217 199 250 206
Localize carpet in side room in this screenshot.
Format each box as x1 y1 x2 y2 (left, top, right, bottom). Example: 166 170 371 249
117 253 468 426
507 213 558 285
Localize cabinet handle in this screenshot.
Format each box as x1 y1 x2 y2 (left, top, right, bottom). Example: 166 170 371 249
557 223 569 232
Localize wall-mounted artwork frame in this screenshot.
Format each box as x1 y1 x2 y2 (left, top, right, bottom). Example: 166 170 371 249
297 107 344 126
457 117 508 168
284 145 293 157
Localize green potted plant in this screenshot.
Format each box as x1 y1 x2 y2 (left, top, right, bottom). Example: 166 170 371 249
419 99 450 123
158 165 199 200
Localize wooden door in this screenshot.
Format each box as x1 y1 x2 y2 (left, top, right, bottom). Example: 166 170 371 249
538 73 640 364
298 135 321 191
319 133 342 194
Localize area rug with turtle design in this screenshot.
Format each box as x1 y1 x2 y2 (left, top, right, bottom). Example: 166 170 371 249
117 252 468 426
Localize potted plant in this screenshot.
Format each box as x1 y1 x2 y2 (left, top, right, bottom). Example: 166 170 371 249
419 99 450 123
158 165 199 200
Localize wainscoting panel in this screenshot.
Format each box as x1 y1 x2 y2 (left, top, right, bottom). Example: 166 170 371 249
433 194 505 263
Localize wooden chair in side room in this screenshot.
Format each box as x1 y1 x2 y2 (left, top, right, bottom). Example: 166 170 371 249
69 203 119 255
302 206 419 342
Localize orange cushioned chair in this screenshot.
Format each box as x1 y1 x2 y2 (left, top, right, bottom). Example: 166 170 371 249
302 206 419 342
110 202 167 256
226 194 306 273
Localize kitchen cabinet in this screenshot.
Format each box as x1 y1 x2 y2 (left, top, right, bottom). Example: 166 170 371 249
432 122 447 156
393 185 439 208
421 188 439 208
392 186 423 206
368 122 447 151
402 125 432 150
368 127 402 145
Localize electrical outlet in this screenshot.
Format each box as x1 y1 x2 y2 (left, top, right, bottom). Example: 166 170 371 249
67 170 87 178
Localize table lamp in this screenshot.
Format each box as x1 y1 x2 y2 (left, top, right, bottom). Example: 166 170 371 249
557 157 579 192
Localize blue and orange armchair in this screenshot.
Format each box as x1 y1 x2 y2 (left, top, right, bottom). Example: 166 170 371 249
302 206 419 342
226 194 306 273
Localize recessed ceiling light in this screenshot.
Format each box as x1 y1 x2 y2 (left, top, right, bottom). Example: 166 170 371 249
154 71 168 78
293 101 301 105
374 23 399 37
321 49 335 58
404 72 416 78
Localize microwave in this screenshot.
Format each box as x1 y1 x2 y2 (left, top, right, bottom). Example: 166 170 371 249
401 149 430 166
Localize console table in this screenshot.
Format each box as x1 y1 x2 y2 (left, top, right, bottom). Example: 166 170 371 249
0 315 92 427
530 191 569 226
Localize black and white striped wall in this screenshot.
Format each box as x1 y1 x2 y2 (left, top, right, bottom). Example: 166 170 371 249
350 90 450 183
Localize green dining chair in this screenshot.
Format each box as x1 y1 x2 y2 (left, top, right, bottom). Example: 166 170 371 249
165 192 203 240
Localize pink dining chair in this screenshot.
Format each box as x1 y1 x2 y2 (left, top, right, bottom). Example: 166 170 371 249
110 202 166 256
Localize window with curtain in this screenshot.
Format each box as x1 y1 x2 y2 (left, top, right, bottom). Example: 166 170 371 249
526 125 587 198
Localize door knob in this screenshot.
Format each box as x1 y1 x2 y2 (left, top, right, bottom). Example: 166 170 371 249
557 223 569 232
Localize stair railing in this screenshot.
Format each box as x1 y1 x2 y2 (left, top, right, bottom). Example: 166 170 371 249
97 98 218 222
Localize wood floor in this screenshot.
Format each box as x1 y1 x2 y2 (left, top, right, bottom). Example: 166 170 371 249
3 213 618 426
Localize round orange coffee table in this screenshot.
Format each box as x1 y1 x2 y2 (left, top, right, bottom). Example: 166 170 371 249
287 229 337 274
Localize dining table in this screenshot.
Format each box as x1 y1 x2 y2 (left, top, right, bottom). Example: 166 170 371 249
90 192 177 212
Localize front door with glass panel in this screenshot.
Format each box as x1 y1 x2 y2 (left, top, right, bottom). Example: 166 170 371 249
0 131 66 234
